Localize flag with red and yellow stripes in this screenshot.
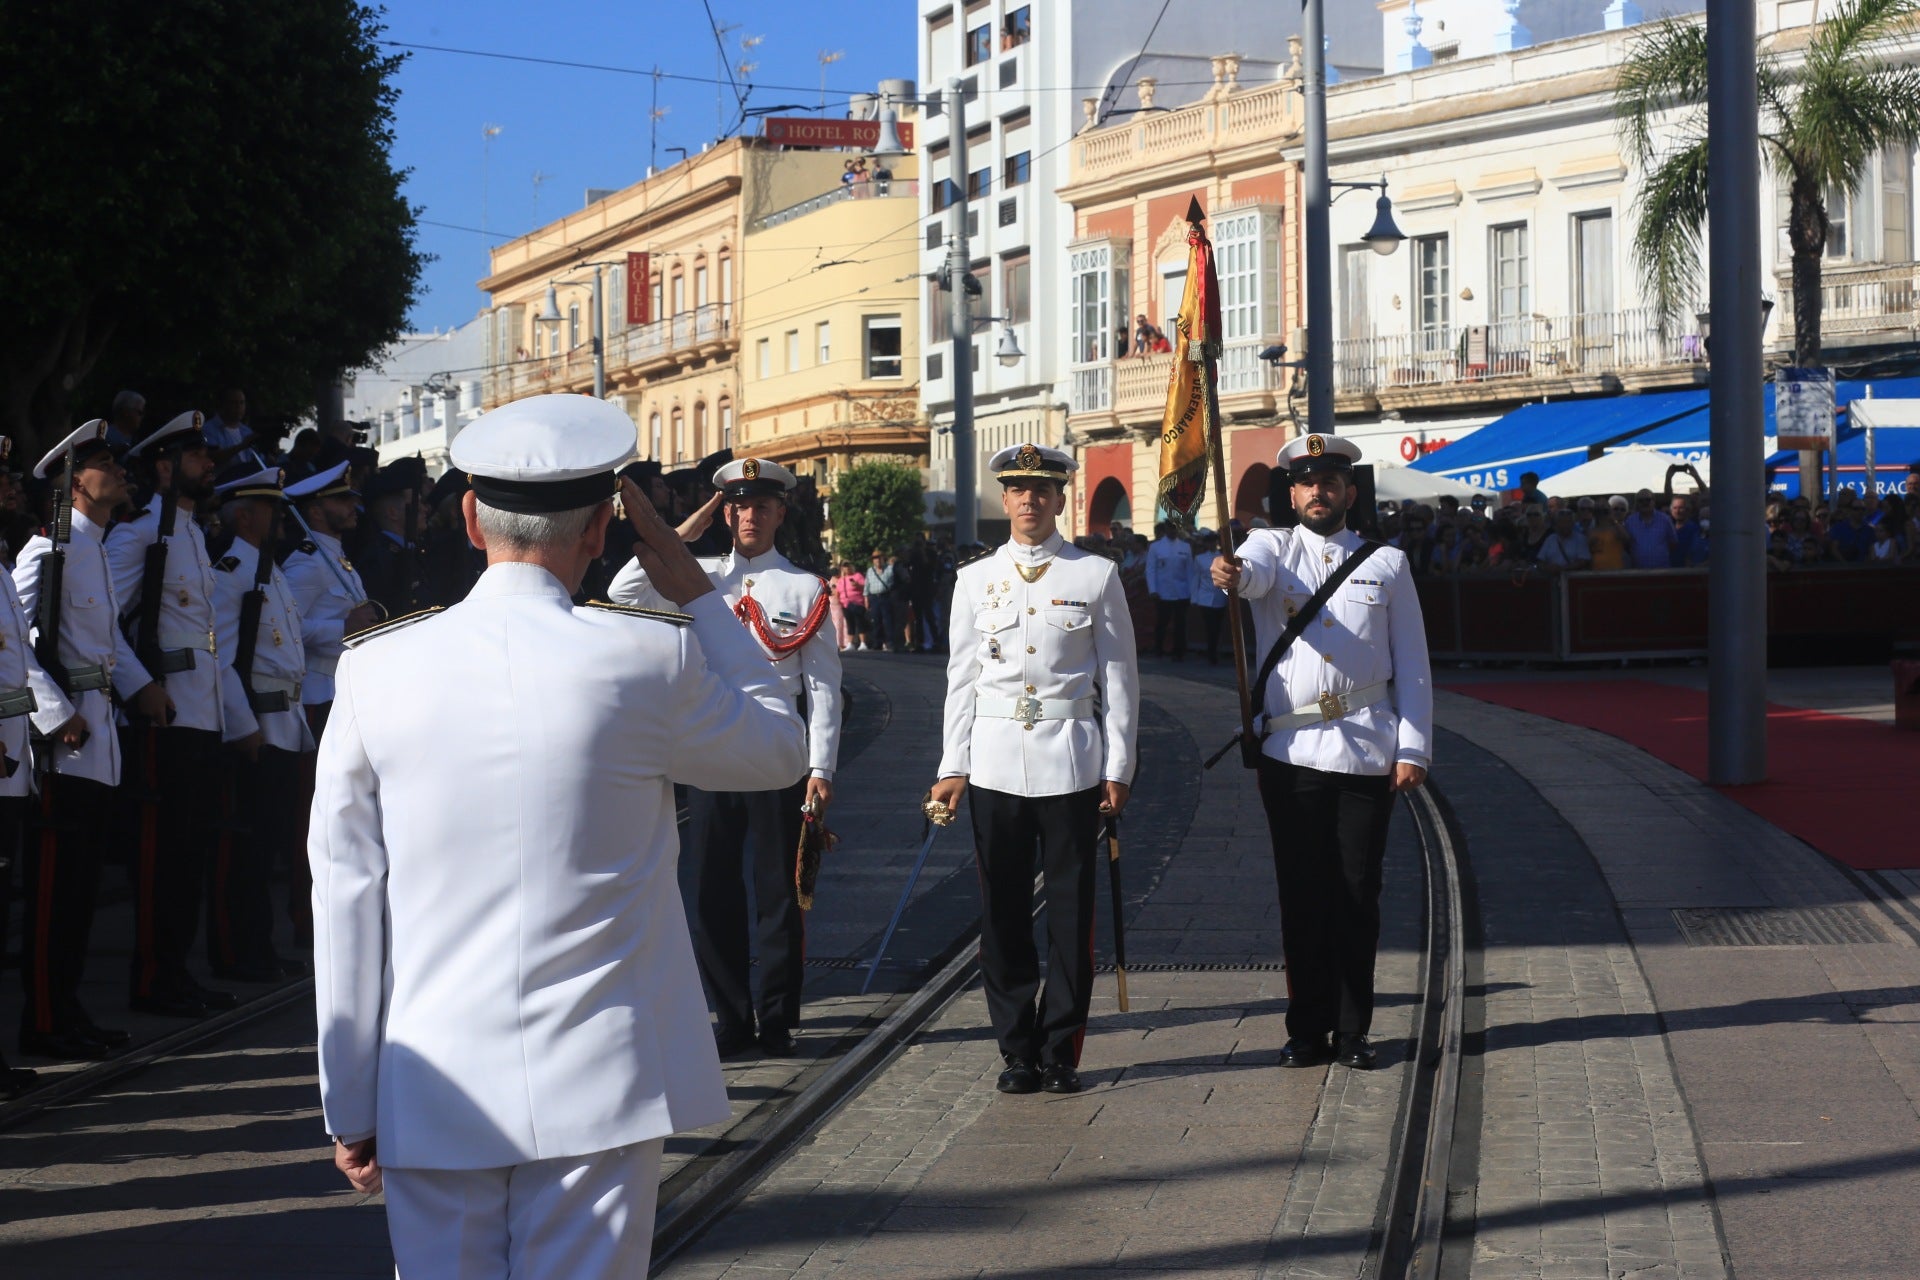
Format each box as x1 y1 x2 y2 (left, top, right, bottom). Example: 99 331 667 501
1155 201 1223 530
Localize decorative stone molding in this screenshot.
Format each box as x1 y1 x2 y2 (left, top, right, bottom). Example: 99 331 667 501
1469 168 1543 202
1553 155 1628 190
1138 77 1157 110
1082 97 1100 134
1396 179 1462 212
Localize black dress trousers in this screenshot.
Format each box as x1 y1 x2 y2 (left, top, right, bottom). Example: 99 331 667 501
1256 758 1397 1041
682 776 808 1039
127 725 221 1000
208 745 302 973
18 776 112 1037
969 784 1101 1068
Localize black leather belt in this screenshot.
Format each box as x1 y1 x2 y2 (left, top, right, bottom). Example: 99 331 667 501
0 687 36 720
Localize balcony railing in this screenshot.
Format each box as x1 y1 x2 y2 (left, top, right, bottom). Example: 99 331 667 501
1332 308 1703 397
1069 340 1286 417
749 180 920 233
1070 79 1303 184
484 302 732 405
1773 261 1920 345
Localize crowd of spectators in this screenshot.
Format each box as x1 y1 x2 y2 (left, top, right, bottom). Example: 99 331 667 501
818 539 958 655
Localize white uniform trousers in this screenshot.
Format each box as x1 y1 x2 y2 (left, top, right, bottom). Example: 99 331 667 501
383 1139 664 1280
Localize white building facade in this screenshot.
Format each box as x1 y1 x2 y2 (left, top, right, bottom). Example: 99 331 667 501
342 318 488 476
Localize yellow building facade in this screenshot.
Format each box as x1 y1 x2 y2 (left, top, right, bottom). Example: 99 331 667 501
480 134 924 508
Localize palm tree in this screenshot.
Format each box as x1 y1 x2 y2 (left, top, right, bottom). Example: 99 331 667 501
1616 0 1920 365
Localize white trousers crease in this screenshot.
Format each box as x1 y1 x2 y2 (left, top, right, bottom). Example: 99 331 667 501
383 1138 665 1280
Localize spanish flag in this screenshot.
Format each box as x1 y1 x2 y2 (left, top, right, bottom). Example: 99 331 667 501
1156 199 1223 530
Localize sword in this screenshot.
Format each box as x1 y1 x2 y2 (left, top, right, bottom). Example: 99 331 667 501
861 796 953 994
1103 817 1130 1011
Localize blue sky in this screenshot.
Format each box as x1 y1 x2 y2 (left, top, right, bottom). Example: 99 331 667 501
385 0 912 332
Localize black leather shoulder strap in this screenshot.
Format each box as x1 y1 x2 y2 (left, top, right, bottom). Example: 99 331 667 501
1248 540 1383 726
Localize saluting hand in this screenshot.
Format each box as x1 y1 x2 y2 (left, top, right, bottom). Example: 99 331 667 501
677 492 724 544
620 478 715 607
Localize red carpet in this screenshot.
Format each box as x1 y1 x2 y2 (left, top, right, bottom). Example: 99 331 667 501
1449 679 1918 871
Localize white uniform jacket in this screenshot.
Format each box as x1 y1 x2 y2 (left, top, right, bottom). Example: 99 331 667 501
938 534 1138 797
310 563 808 1169
212 539 315 754
283 530 365 707
106 495 243 736
1234 524 1434 776
609 548 842 781
0 571 73 797
15 512 148 786
1146 535 1194 601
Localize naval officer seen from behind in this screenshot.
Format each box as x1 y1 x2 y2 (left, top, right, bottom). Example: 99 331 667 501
310 393 806 1280
929 443 1138 1097
1212 432 1433 1073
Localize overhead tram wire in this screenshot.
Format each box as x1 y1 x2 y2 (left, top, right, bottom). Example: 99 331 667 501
1097 0 1176 127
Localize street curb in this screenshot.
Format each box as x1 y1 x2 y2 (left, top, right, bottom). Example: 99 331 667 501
0 977 314 1133
649 934 983 1273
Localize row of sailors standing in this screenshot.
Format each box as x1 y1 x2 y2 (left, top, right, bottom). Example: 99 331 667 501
0 412 370 1094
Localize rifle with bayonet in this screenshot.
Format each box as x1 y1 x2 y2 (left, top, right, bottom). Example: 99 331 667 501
32 453 74 692
130 477 186 703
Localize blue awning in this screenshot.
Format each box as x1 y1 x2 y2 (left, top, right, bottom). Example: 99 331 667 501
1407 389 1709 489
1764 378 1920 497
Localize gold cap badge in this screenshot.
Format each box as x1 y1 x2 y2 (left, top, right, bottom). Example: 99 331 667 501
1016 443 1042 470
743 458 760 480
1306 435 1325 457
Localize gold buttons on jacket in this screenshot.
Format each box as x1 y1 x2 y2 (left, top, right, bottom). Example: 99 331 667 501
1027 607 1035 615
1026 645 1035 654
1026 684 1036 693
1323 616 1334 627
1323 652 1333 662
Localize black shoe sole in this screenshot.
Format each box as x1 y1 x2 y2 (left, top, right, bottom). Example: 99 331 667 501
996 1069 1041 1095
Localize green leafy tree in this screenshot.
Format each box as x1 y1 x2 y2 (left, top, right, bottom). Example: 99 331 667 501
0 0 424 454
829 461 926 561
1617 0 1920 366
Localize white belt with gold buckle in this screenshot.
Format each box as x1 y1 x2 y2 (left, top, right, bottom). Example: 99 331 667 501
1263 681 1392 732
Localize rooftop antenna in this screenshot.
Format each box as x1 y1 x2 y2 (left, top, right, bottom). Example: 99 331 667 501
531 170 554 223
713 18 742 137
817 48 844 111
649 66 669 171
481 124 503 237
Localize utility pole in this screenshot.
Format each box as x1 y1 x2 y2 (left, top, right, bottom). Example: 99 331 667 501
1706 0 1767 784
1302 0 1333 434
591 265 606 400
946 75 977 547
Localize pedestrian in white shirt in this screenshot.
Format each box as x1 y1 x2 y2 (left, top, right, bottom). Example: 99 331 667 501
312 395 806 1279
1212 432 1433 1073
1145 522 1194 660
930 443 1138 1096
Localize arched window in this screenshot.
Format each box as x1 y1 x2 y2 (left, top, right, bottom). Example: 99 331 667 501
718 398 734 450
718 250 733 324
670 270 686 317
649 412 662 459
693 401 708 457
671 408 685 460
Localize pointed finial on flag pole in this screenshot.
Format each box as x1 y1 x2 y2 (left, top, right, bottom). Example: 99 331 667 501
1185 195 1206 224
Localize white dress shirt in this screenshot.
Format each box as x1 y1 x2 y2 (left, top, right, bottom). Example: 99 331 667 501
1145 535 1194 601
283 529 365 707
310 563 808 1169
1233 524 1433 775
212 538 315 753
609 546 841 781
0 571 73 797
938 533 1138 797
15 511 146 786
107 494 244 736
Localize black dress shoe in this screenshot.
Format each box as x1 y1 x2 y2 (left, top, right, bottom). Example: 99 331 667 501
18 1029 110 1061
996 1058 1041 1094
75 1021 131 1049
1040 1063 1082 1094
1 1065 39 1100
757 1027 796 1057
129 991 208 1019
714 1026 757 1058
1334 1035 1378 1070
1278 1035 1331 1068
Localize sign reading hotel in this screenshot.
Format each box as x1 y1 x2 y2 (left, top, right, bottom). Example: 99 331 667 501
626 251 650 327
763 117 914 151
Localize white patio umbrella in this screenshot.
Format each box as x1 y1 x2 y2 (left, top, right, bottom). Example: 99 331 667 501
1546 445 1710 498
1371 466 1500 505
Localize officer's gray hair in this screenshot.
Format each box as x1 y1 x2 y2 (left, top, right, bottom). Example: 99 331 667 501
474 500 603 552
112 389 145 416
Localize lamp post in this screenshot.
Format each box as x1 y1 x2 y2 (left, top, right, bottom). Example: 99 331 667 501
873 80 1024 547
535 262 621 400
1705 0 1767 785
1302 0 1404 433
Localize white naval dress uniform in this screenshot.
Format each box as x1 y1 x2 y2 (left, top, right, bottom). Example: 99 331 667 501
311 563 807 1278
608 547 841 1041
107 495 248 1000
0 573 74 795
282 528 365 721
210 537 314 973
938 532 1138 1067
1232 522 1434 1042
14 511 142 1036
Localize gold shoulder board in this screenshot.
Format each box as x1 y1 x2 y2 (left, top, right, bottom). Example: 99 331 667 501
582 600 693 626
343 607 446 649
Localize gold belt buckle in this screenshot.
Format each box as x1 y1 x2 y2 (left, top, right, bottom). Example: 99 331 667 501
1012 695 1044 726
1316 691 1345 722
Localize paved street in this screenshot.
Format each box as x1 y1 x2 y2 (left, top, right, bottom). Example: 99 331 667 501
3 657 1919 1278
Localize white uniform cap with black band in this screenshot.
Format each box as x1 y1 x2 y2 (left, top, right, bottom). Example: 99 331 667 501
1276 432 1364 479
126 409 209 459
284 460 357 503
450 393 638 514
33 419 114 480
214 464 287 503
713 457 797 501
989 442 1077 483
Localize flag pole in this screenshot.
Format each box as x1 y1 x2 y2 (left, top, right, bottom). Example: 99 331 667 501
1188 198 1255 755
